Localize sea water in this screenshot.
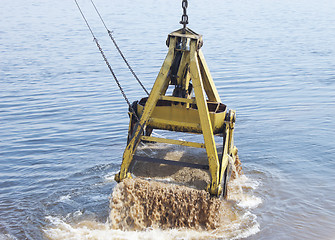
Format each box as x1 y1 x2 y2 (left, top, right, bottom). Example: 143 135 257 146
1 0 335 239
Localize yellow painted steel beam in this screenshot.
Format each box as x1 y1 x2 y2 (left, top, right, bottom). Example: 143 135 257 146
189 39 221 196
148 117 200 132
168 28 202 41
141 136 205 148
115 37 177 182
219 110 237 190
127 112 134 144
198 50 221 103
219 123 230 185
227 110 236 155
160 96 196 104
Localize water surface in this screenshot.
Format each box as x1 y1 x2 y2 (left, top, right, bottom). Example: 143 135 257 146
1 0 335 239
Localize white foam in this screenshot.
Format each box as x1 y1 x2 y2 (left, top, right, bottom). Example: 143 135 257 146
45 172 262 240
44 215 260 240
235 174 260 190
231 219 260 240
104 170 119 182
142 177 175 183
237 194 263 209
227 173 263 209
0 233 18 240
58 194 71 202
49 146 262 240
72 210 83 218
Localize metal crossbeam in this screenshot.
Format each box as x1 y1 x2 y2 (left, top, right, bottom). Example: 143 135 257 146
141 136 205 148
134 155 209 170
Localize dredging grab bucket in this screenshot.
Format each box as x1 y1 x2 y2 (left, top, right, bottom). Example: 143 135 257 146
115 27 238 197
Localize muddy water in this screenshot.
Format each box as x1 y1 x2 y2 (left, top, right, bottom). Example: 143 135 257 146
44 166 261 239
109 145 246 232
110 179 237 231
44 143 262 239
1 0 335 239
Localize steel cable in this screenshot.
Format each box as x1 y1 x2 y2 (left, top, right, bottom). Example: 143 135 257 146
89 0 149 96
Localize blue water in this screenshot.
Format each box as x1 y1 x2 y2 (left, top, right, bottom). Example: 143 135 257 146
1 0 335 239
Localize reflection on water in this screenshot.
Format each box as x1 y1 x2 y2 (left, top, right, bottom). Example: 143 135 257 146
1 0 335 239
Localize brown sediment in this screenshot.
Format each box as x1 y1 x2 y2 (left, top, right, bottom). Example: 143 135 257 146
131 145 242 187
132 161 211 190
131 145 211 190
109 144 243 231
109 178 238 231
231 155 243 180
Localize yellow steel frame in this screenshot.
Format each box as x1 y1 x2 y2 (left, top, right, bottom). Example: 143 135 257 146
115 28 237 196
141 136 205 149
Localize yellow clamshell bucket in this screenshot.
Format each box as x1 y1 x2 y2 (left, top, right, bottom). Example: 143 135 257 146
114 27 238 198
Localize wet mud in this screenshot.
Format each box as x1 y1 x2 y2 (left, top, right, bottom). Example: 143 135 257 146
109 178 238 230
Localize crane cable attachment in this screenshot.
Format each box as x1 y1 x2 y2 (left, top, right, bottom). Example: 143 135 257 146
180 0 189 32
89 0 149 96
74 0 143 128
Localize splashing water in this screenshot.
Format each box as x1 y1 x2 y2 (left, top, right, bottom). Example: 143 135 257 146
109 178 237 230
44 144 261 239
44 214 260 240
227 156 262 209
44 174 261 240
